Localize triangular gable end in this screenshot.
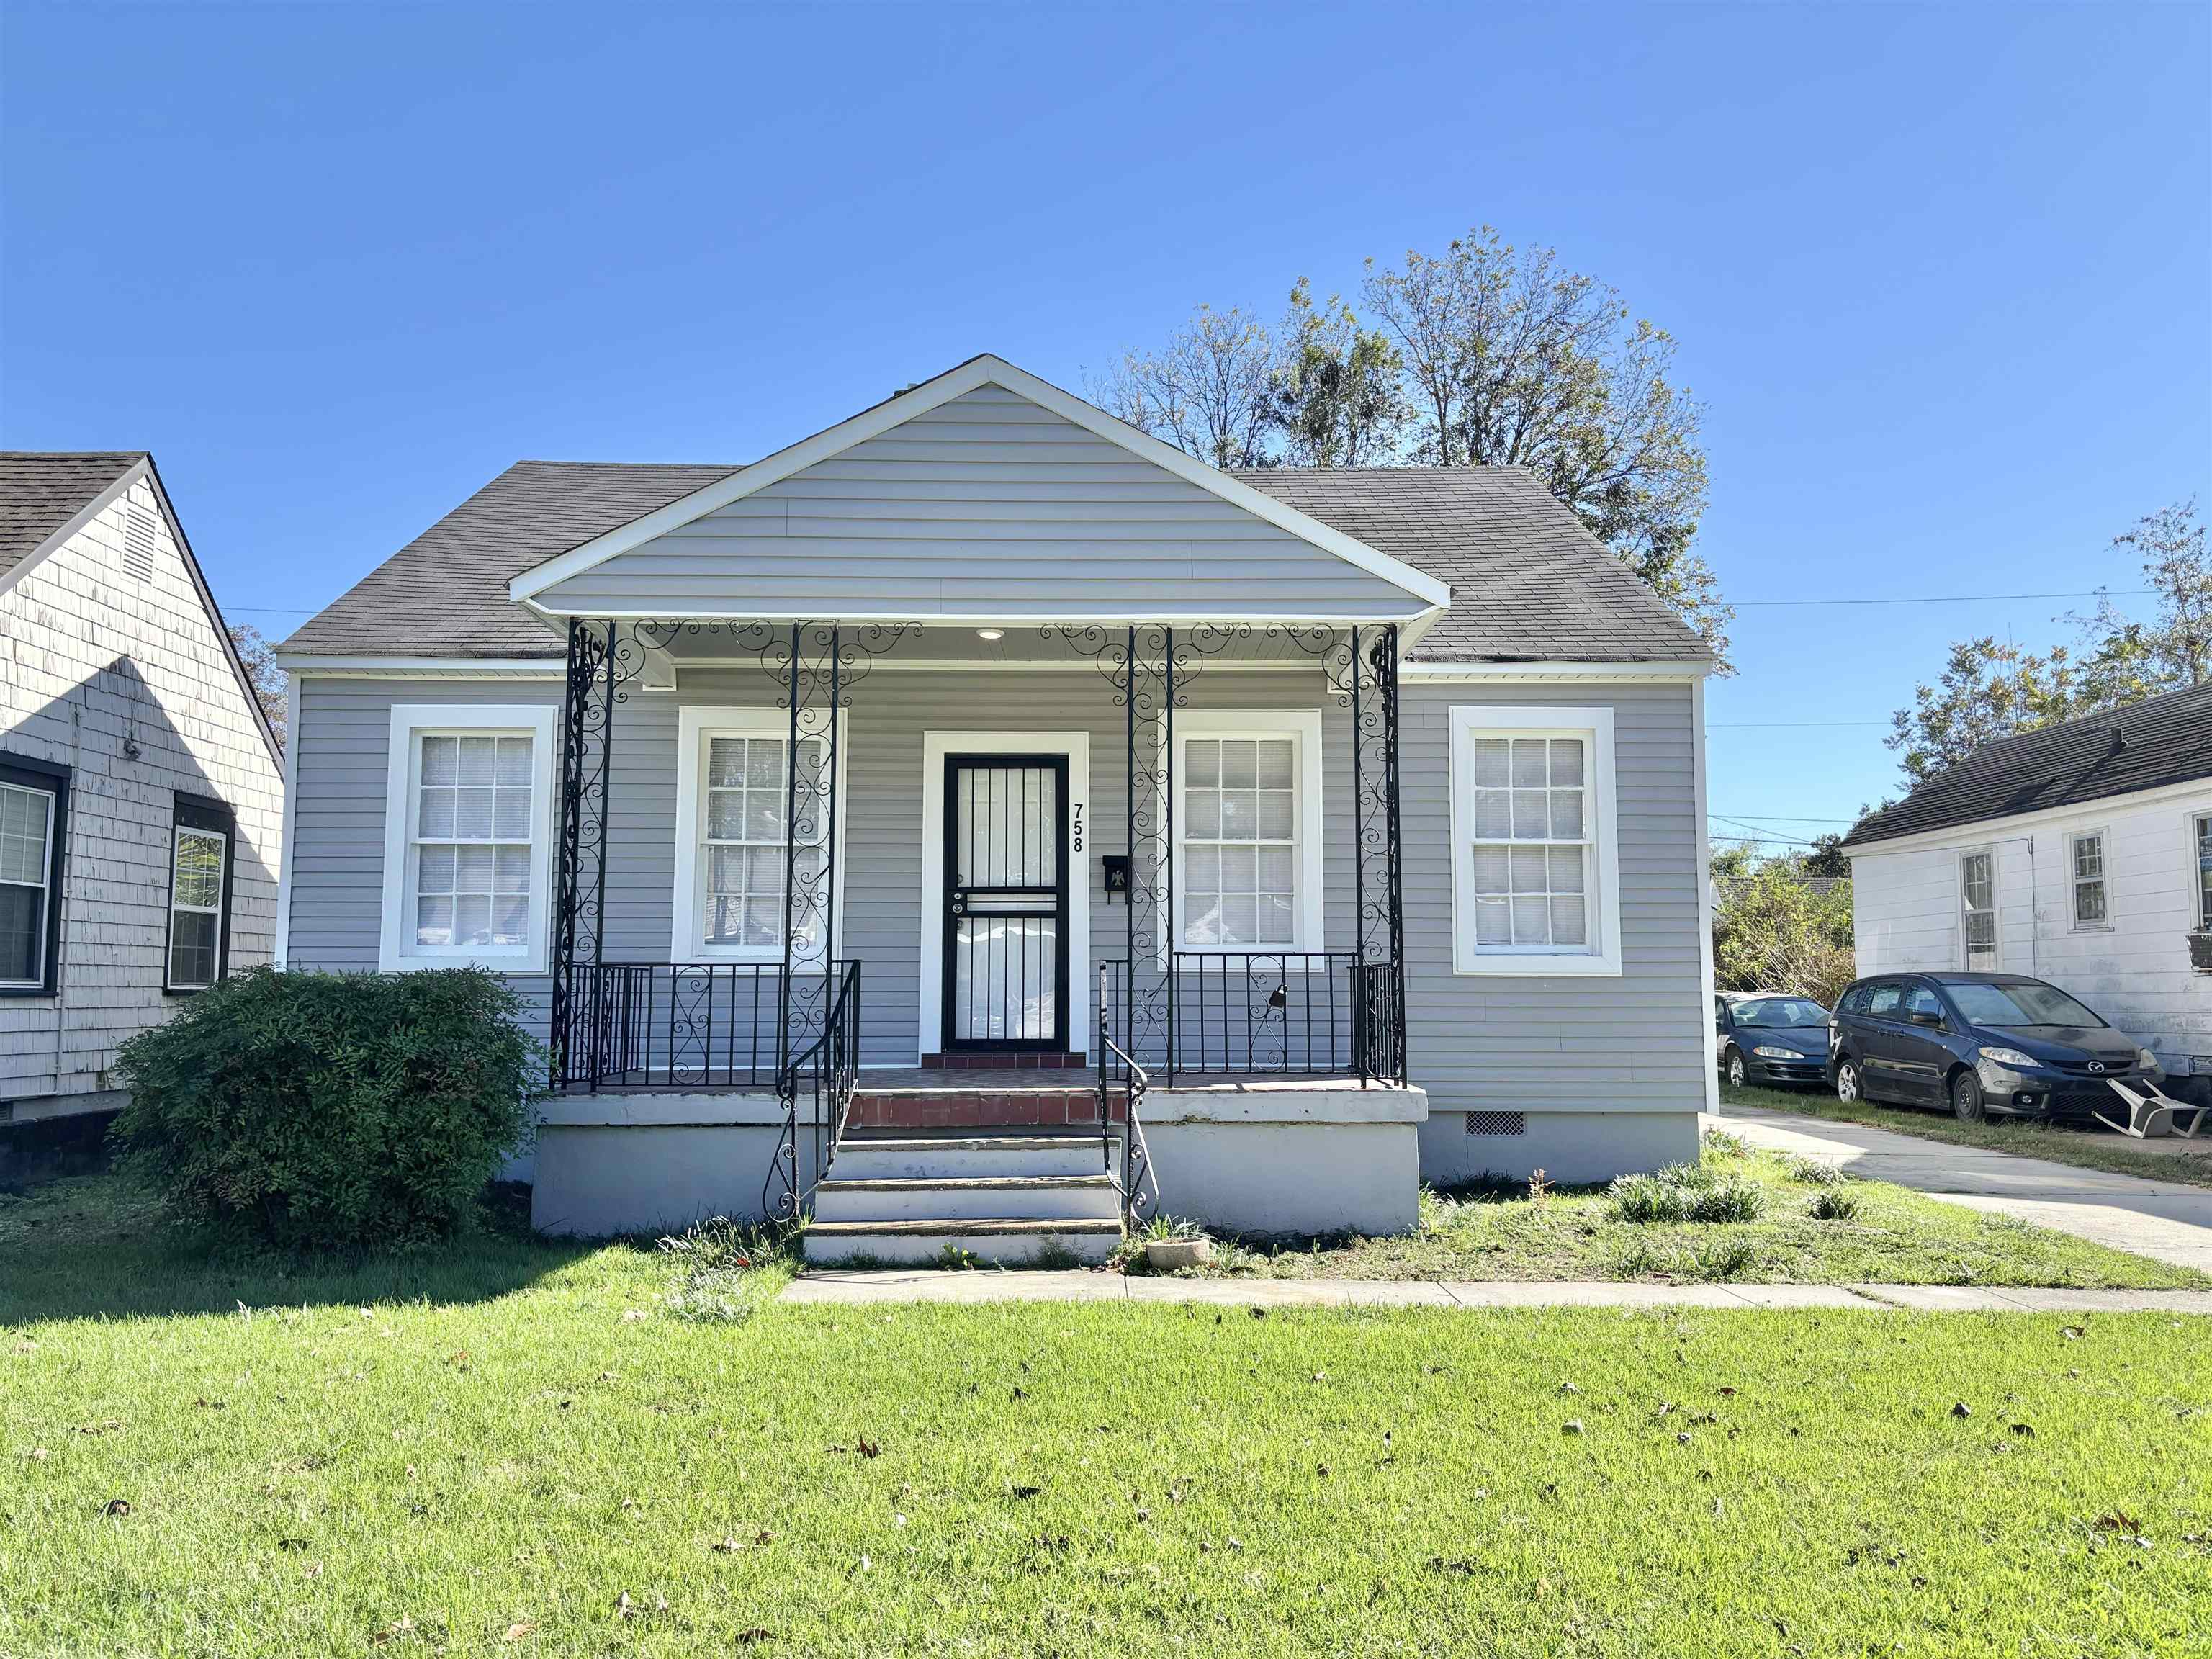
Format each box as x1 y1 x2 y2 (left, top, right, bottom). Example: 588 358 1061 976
510 356 1449 624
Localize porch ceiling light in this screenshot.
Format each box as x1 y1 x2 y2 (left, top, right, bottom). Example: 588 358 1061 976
975 628 1005 641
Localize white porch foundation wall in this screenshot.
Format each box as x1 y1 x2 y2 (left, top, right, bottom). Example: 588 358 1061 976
530 1094 824 1237
1416 1108 1703 1187
1139 1084 1427 1236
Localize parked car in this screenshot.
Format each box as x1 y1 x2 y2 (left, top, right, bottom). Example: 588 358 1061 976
1827 972 2167 1125
1715 994 1833 1089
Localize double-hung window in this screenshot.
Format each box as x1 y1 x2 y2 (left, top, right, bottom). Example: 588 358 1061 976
1448 706 1621 975
673 708 840 963
2195 811 2212 934
1959 850 1997 969
2069 830 2108 928
1172 713 1323 956
0 757 68 995
166 796 235 992
379 705 557 973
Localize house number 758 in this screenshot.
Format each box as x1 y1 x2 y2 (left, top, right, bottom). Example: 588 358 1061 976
1071 802 1084 853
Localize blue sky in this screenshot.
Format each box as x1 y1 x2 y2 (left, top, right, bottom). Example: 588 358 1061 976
4 1 2207 849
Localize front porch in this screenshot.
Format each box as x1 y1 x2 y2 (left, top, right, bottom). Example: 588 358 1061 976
531 617 1420 1244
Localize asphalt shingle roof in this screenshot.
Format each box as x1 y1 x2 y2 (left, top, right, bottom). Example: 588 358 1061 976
1844 680 2212 848
0 451 145 577
281 457 1713 665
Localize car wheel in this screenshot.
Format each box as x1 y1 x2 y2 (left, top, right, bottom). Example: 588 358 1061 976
1726 1048 1748 1088
1951 1069 1987 1123
1835 1058 1861 1103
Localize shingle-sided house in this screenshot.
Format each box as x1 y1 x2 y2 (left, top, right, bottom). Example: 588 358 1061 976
1 453 286 1125
1843 680 2212 1108
275 356 1719 1257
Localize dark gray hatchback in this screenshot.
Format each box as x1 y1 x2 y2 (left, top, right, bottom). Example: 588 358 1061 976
1827 972 2167 1125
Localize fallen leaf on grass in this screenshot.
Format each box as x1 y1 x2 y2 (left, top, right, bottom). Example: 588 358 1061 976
502 1622 535 1642
857 1434 880 1458
1561 1420 1585 1436
277 1537 310 1551
621 1310 648 1323
1010 1483 1042 1498
1949 1403 1972 1419
734 1631 775 1645
2010 1423 2036 1438
101 1498 132 1516
2093 1512 2141 1534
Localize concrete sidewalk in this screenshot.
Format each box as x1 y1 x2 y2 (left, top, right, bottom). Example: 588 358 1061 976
783 1270 2212 1314
1710 1104 2212 1273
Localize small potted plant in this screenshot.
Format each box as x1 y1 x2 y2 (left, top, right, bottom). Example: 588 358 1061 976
1138 1215 1212 1271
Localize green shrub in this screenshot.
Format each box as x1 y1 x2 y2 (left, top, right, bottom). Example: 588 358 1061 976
1807 1187 1862 1222
1681 1236 1760 1280
1687 1181 1766 1224
1787 1156 1846 1186
1610 1167 1766 1226
111 966 537 1251
1609 1175 1692 1224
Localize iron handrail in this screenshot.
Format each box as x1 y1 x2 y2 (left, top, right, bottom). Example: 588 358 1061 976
1097 963 1153 1231
775 960 863 1200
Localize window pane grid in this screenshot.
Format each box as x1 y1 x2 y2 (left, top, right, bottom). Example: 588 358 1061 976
167 826 226 989
1183 737 1296 947
1961 852 1997 967
701 734 825 951
0 783 54 984
1469 737 1589 948
2071 834 2106 925
413 733 533 949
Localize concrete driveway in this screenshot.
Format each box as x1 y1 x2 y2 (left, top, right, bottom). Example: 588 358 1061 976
1708 1102 2212 1274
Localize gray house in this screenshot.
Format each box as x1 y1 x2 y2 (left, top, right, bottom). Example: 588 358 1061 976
275 356 1717 1258
1 453 286 1130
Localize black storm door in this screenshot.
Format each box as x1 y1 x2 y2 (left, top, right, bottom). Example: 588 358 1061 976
943 755 1070 1051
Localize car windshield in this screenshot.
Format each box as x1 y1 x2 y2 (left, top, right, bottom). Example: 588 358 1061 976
1734 997 1827 1028
1946 981 2105 1028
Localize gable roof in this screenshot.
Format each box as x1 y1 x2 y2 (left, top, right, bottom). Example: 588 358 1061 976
1843 680 2212 848
1 451 287 768
504 356 1452 620
0 451 148 578
280 363 1712 667
1233 467 1709 664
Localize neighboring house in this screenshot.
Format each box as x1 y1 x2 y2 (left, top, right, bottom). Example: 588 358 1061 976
1 453 286 1123
274 355 1718 1254
1843 681 2212 1105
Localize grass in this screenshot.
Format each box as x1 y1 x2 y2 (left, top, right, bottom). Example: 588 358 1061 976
1723 1078 2212 1190
1160 1133 2208 1290
4 1177 2211 1656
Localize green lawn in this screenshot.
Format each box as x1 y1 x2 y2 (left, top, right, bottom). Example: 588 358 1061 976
1167 1133 2207 1290
4 1177 2210 1657
1722 1079 2212 1190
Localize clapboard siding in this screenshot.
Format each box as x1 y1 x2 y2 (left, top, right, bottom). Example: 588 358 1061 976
534 386 1427 619
283 669 1708 1116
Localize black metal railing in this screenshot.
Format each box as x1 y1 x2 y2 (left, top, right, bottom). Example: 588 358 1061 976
554 961 853 1092
1097 965 1153 1231
1097 951 1399 1084
765 959 863 1217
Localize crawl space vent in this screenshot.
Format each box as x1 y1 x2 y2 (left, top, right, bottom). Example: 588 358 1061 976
122 501 158 583
1463 1110 1527 1137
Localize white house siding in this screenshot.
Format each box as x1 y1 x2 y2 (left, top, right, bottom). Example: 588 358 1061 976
284 665 1711 1179
1848 781 2212 1094
531 386 1429 622
0 478 284 1114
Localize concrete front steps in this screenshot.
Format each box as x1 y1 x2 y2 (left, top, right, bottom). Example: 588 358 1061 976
804 1133 1123 1265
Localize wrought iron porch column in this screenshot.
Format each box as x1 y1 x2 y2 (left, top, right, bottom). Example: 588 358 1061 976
1346 622 1409 1087
551 617 617 1089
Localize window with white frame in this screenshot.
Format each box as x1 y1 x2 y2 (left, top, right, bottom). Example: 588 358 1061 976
1448 706 1621 976
166 796 233 992
379 706 556 973
1173 713 1323 955
2069 830 2108 927
1 762 66 993
673 708 839 961
1959 850 1997 970
2195 811 2212 933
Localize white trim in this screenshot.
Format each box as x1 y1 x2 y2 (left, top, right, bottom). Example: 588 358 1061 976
2189 806 2212 936
274 670 300 968
1402 660 1712 683
1169 711 1326 958
506 354 1450 613
1446 705 1623 976
670 706 850 963
279 655 565 678
2066 827 2113 931
1692 678 1717 1110
1956 845 2000 971
919 730 1091 1059
1840 775 2212 855
377 703 559 974
0 775 59 989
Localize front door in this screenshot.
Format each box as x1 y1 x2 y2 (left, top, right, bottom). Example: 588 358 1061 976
942 755 1070 1052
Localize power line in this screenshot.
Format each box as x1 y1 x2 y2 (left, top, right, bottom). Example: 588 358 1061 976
1709 720 1888 729
1732 588 2149 609
1709 811 1858 823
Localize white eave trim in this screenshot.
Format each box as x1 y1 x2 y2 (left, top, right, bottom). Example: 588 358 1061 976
276 654 566 678
1402 659 1712 683
1840 774 2212 858
504 354 1453 615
